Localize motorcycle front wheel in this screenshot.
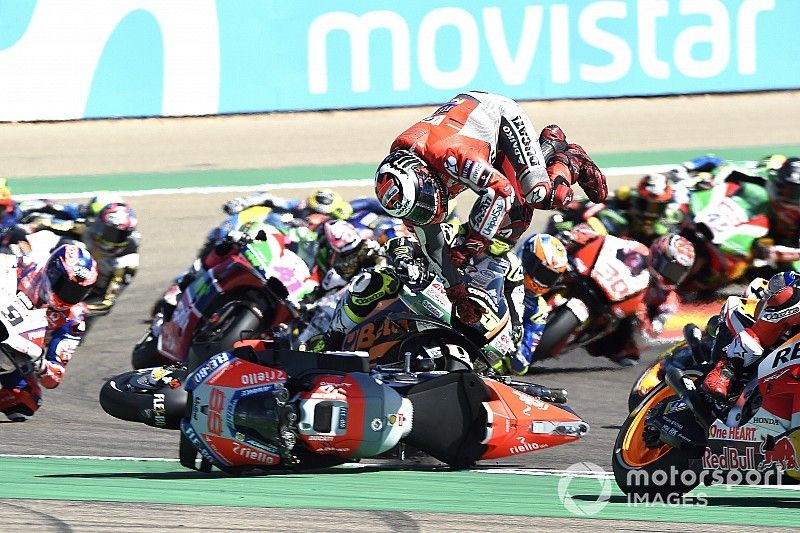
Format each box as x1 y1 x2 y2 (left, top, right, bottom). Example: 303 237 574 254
612 382 703 497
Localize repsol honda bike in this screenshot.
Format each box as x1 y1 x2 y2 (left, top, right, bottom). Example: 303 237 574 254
131 230 316 369
100 333 588 474
613 321 800 495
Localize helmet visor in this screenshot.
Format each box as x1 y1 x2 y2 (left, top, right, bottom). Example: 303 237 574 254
96 224 132 248
634 196 667 219
524 260 560 289
773 181 800 204
405 175 445 225
50 273 92 305
651 253 689 286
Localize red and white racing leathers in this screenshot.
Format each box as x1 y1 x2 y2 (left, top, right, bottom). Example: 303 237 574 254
392 91 605 289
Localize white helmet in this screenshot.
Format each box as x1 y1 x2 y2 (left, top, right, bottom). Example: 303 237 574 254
374 150 447 225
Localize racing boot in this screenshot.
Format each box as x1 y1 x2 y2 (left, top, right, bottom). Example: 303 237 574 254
702 356 743 401
609 336 640 367
704 329 762 400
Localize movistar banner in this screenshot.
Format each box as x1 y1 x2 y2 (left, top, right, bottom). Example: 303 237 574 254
1 0 798 121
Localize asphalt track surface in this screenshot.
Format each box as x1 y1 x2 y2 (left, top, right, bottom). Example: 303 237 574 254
1 92 800 531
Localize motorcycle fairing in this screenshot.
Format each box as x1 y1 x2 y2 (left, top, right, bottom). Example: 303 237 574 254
182 352 288 468
691 181 770 256
479 379 589 460
698 333 800 479
296 372 411 458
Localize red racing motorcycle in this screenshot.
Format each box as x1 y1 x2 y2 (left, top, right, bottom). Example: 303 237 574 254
132 230 316 369
101 335 589 473
534 234 651 360
613 321 800 495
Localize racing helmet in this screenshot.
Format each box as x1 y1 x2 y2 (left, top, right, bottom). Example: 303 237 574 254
85 192 125 219
520 233 568 295
39 244 98 309
758 153 787 172
85 202 138 255
648 234 695 289
743 277 769 301
323 219 365 279
0 178 13 216
304 189 353 220
768 157 800 226
633 173 673 220
766 271 800 296
375 150 447 226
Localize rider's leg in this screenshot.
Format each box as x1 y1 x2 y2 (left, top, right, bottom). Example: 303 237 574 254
309 268 400 352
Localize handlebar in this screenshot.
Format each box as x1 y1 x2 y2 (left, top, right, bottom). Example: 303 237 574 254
507 380 568 404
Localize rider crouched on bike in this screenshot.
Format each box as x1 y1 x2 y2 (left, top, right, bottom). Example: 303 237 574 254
551 172 683 247
374 91 607 326
509 233 568 375
703 270 800 403
306 235 430 352
0 244 97 421
561 225 696 365
10 196 139 315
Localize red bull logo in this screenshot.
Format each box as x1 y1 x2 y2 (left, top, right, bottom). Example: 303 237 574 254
703 445 758 470
760 436 798 471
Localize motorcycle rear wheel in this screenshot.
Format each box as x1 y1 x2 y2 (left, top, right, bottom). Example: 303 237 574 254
131 328 171 369
186 304 264 370
612 382 703 497
532 305 583 362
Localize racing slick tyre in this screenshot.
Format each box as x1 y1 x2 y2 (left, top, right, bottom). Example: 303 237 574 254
131 328 171 369
99 367 188 430
532 305 583 363
186 303 264 371
612 382 703 497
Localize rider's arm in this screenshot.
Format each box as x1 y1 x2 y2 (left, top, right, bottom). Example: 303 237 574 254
38 317 85 389
222 192 298 215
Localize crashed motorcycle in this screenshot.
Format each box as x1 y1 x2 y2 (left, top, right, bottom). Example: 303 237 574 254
131 229 317 369
533 234 651 361
101 332 588 473
612 319 800 495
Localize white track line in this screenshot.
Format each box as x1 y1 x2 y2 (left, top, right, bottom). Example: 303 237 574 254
14 164 676 201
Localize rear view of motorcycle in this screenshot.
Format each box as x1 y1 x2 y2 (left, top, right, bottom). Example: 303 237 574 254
100 327 588 473
534 234 651 361
131 227 316 370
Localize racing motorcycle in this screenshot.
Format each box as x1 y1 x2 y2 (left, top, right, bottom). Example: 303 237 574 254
627 291 762 411
307 251 521 373
0 255 48 397
131 228 317 369
533 234 651 361
679 169 771 292
100 331 588 474
612 320 800 495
